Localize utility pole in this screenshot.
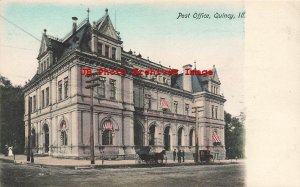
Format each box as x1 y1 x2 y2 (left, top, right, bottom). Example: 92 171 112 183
192 106 203 163
27 97 32 162
85 72 104 164
27 96 31 162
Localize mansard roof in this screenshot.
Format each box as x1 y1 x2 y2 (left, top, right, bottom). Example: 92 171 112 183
36 9 121 63
171 74 183 90
37 18 91 61
171 66 219 93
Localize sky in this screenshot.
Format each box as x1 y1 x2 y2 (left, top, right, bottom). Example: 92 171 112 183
0 1 244 116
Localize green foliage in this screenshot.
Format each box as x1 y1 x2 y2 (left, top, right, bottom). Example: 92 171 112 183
0 75 24 154
224 111 245 159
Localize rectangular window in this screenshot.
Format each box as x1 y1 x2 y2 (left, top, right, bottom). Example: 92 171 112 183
185 104 189 115
212 105 214 118
112 47 116 59
174 101 178 113
44 61 46 71
97 42 102 55
145 94 151 109
105 45 109 57
33 95 36 111
148 98 151 109
110 79 116 99
42 90 45 108
215 106 218 119
64 77 68 99
97 78 105 97
58 81 62 101
46 87 49 106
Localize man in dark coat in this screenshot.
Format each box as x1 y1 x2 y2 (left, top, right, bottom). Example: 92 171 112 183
178 150 181 163
173 149 177 162
182 150 185 162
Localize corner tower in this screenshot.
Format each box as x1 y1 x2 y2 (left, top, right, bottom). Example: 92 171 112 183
192 65 226 159
91 9 122 62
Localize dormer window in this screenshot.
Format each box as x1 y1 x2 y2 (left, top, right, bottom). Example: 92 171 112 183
105 45 109 57
41 62 43 72
112 47 116 60
43 61 46 71
97 42 103 55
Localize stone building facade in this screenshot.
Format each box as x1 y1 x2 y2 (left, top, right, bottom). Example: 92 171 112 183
23 9 226 159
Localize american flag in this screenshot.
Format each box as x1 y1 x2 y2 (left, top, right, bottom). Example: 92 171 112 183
103 121 113 131
160 98 169 109
212 131 221 143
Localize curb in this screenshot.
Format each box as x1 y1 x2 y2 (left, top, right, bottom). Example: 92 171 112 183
0 158 242 170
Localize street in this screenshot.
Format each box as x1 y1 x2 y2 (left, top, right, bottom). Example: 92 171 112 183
0 160 244 187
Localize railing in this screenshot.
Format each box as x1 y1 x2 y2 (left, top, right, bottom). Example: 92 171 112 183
62 18 89 42
47 35 63 42
140 109 195 121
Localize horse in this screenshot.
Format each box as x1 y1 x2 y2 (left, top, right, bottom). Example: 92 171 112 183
138 150 166 164
154 150 166 164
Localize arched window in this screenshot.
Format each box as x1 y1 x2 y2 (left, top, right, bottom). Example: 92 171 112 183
149 125 155 145
31 128 36 148
102 120 114 145
164 126 171 151
102 130 113 145
178 127 183 146
43 124 49 153
189 129 194 146
60 120 67 146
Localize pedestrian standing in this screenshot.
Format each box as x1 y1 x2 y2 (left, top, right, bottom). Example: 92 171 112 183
177 150 181 163
182 150 185 162
8 146 13 156
173 149 177 162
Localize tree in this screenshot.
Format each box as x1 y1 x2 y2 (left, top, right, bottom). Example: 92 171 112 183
224 111 245 159
0 75 24 154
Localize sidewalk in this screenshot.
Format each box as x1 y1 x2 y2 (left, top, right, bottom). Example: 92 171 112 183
0 154 244 169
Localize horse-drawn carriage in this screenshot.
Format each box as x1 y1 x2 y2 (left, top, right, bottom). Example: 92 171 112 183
136 146 166 164
193 150 214 163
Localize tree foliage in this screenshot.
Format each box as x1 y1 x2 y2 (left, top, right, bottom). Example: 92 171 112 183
0 75 24 154
224 111 245 159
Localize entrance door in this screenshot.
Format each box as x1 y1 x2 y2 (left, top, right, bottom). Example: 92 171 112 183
164 127 171 151
134 122 144 146
44 125 49 153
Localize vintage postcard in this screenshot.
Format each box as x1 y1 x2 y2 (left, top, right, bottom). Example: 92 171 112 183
0 0 299 187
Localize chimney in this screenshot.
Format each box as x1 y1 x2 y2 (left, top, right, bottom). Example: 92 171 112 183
72 17 78 34
182 64 193 92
